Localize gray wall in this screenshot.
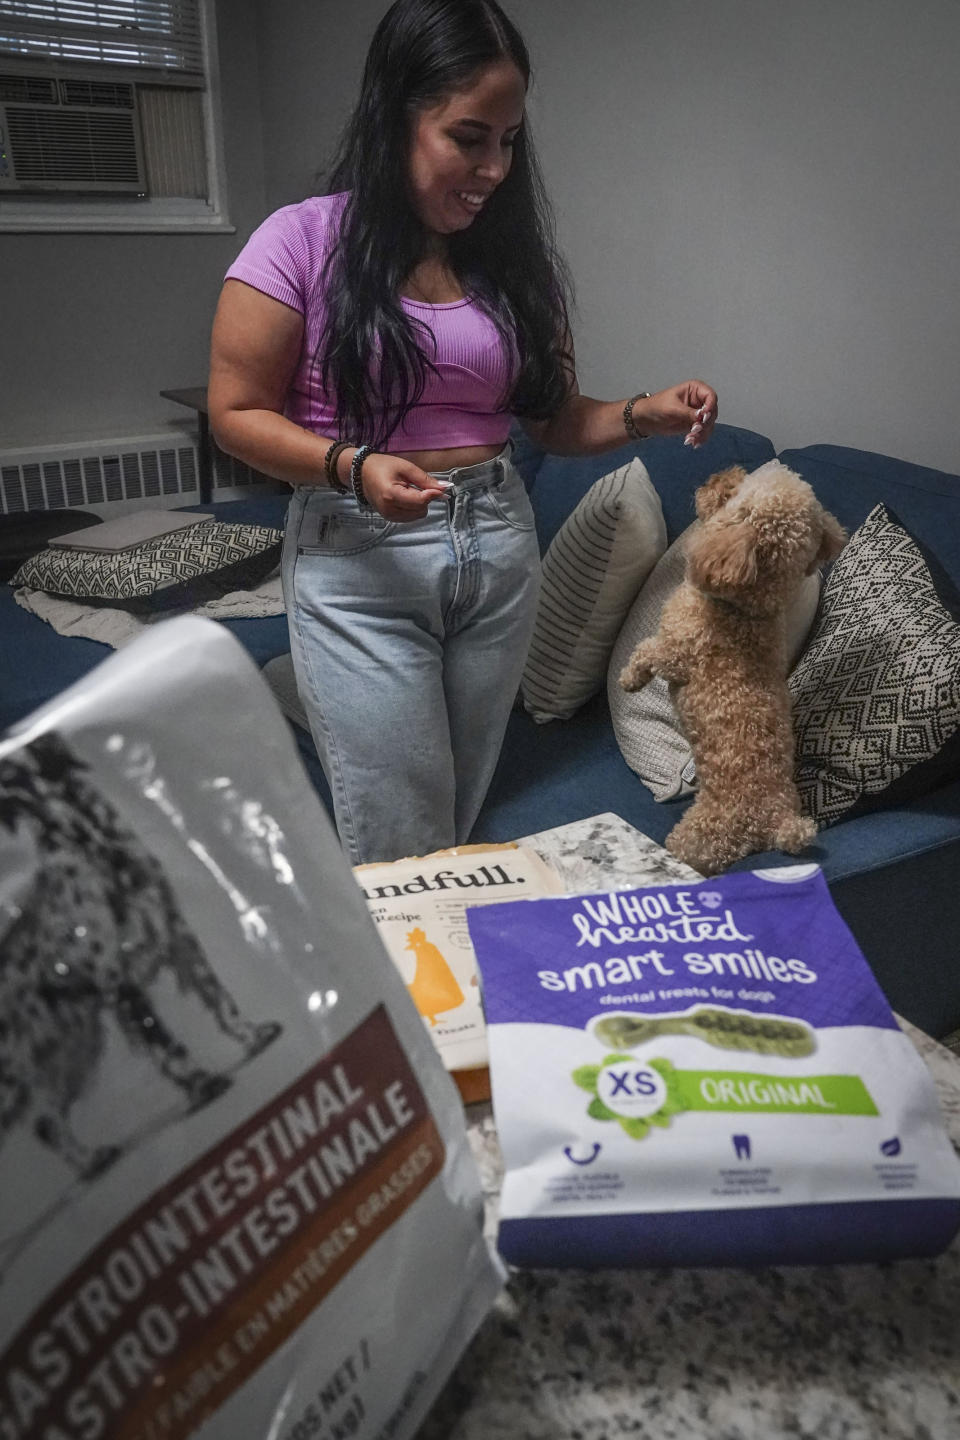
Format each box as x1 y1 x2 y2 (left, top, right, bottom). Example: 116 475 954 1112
255 0 960 474
0 0 267 451
3 1 959 476
515 0 960 473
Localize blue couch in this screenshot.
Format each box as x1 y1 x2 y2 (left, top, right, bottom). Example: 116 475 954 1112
3 423 959 1037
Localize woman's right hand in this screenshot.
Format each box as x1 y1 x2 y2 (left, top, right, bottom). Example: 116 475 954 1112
342 450 447 521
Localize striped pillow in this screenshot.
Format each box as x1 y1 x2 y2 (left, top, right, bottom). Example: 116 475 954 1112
521 459 666 722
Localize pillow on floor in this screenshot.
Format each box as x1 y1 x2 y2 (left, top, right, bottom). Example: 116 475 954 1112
790 504 960 828
521 458 666 722
11 520 282 614
608 524 822 801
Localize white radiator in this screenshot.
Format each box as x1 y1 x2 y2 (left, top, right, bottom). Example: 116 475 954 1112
0 434 270 517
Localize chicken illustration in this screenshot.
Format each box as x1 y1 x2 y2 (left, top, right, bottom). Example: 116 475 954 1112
404 927 464 1026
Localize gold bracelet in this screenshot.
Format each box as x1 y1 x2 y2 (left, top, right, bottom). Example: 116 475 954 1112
623 392 652 442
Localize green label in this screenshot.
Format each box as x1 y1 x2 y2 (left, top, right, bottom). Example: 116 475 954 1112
674 1070 878 1116
570 1056 878 1141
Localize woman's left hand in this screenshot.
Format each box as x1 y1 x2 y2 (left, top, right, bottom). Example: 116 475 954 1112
639 381 718 448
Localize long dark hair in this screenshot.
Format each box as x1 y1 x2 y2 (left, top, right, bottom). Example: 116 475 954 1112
318 0 573 447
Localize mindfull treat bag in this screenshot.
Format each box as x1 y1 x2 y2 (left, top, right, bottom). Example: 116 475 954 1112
0 616 501 1440
467 867 960 1268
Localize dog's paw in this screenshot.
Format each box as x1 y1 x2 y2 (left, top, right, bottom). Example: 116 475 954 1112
619 660 653 692
666 840 724 877
619 641 658 691
772 814 818 854
665 818 722 877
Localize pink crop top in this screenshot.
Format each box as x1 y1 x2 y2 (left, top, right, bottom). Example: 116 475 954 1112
224 193 516 451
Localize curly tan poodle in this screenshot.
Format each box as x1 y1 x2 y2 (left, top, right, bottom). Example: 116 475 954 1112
620 461 847 875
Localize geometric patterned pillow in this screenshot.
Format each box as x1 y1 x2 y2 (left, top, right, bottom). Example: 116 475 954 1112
521 459 667 722
10 521 283 614
789 504 960 828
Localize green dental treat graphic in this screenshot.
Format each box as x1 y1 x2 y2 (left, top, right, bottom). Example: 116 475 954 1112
573 1054 685 1140
593 1006 816 1059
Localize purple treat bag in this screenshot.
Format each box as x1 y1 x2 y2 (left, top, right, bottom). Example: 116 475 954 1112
468 866 960 1268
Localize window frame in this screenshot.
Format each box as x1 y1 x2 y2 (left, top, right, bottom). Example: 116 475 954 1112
0 0 232 234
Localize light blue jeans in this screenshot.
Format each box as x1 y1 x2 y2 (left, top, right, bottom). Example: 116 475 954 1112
281 447 541 864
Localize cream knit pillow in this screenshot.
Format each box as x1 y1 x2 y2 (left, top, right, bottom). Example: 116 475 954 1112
521 459 667 723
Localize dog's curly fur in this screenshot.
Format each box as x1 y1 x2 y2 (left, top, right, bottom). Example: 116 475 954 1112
620 462 847 875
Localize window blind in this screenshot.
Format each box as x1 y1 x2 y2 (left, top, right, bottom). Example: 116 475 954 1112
0 2 204 76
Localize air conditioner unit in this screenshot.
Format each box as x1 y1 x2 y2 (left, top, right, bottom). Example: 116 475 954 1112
0 70 146 194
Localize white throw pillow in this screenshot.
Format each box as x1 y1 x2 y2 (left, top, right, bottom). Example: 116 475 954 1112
607 524 823 800
521 459 667 722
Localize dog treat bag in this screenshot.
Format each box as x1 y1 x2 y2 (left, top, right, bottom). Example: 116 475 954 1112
467 868 960 1268
0 616 501 1440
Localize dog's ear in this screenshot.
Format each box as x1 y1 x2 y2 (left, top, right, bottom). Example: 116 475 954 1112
695 466 746 520
808 511 847 573
688 521 758 592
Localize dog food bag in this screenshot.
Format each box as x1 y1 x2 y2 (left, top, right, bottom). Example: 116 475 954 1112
0 616 502 1440
467 866 960 1268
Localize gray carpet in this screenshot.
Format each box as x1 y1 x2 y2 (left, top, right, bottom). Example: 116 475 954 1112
942 1028 960 1058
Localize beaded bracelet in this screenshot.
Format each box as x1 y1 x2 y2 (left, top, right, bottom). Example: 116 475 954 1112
623 391 652 442
323 439 351 494
350 445 374 508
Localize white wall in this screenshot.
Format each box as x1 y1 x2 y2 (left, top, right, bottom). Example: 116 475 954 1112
0 0 267 451
516 0 960 473
3 1 958 475
253 0 960 474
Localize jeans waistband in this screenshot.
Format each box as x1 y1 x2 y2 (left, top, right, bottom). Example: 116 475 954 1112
428 443 513 492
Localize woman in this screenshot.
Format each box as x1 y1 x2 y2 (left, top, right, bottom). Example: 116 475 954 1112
208 0 717 865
